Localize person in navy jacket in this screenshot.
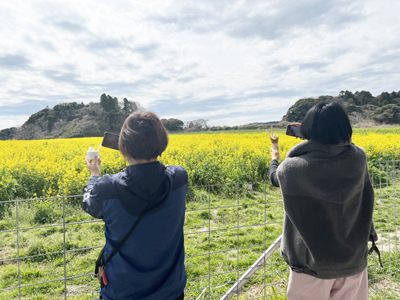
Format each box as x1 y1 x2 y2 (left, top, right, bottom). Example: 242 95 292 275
83 111 188 300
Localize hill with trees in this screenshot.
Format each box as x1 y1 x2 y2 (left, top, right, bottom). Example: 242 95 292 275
0 94 140 140
282 90 400 126
0 94 203 140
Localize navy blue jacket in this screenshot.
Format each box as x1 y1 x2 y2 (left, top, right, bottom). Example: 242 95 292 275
83 161 188 300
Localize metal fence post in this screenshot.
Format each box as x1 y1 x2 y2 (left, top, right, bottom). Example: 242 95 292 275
63 196 67 300
208 185 211 299
394 157 399 283
263 181 267 298
16 200 21 299
236 183 240 298
221 235 282 300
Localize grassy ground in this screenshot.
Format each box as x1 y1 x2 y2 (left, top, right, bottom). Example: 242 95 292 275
1 181 400 299
0 184 285 300
353 128 400 135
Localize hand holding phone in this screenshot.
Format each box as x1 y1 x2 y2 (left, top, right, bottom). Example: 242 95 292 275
286 124 304 139
102 132 119 150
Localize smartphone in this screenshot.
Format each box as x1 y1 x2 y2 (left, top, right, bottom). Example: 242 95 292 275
286 125 304 139
102 132 119 150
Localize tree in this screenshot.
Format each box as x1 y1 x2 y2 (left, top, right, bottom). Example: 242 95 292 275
354 91 375 106
122 98 139 116
45 114 55 132
0 127 17 140
377 92 393 106
161 118 184 132
338 90 356 105
99 94 123 132
184 119 209 131
104 110 122 132
371 104 400 124
339 90 354 100
283 97 321 122
100 94 119 112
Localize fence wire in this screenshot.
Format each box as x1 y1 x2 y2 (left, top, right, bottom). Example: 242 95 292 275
1 157 400 299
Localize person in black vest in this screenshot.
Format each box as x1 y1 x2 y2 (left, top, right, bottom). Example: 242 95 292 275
270 103 378 300
83 111 187 300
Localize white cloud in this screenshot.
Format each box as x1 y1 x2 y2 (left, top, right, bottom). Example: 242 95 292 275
0 115 29 130
1 0 400 131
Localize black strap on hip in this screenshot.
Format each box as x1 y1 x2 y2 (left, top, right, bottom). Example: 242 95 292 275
105 172 172 265
104 206 148 264
368 239 383 268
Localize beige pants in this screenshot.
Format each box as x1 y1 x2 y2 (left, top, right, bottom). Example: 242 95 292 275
287 268 368 300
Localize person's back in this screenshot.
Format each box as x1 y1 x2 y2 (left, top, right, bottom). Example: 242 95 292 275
83 111 187 300
277 139 374 279
269 103 378 300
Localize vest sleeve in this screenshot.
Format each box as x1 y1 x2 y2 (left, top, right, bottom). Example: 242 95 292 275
270 159 280 187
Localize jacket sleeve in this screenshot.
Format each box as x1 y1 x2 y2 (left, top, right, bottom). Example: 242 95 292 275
82 176 104 219
270 159 280 187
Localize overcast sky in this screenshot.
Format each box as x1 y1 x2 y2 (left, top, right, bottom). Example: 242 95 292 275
1 0 399 130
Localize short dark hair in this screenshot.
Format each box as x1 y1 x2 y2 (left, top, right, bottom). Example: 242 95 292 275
300 102 352 145
118 111 168 160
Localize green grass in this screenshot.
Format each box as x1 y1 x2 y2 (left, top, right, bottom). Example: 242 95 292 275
184 185 286 299
353 128 400 135
1 182 400 299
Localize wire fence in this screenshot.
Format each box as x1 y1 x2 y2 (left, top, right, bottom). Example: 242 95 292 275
0 157 400 299
367 156 400 299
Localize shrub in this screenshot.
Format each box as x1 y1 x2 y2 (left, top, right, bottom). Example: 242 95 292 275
0 169 17 201
0 169 17 218
33 200 62 224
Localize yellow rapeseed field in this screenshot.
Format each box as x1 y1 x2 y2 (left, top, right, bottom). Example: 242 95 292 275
1 131 400 199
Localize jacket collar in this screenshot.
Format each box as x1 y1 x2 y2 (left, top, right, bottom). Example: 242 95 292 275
286 139 353 159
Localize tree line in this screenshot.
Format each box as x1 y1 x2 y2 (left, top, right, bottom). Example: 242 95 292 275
2 89 399 141
282 90 400 125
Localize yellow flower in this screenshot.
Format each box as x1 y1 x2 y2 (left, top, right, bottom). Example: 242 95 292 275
1 129 400 196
